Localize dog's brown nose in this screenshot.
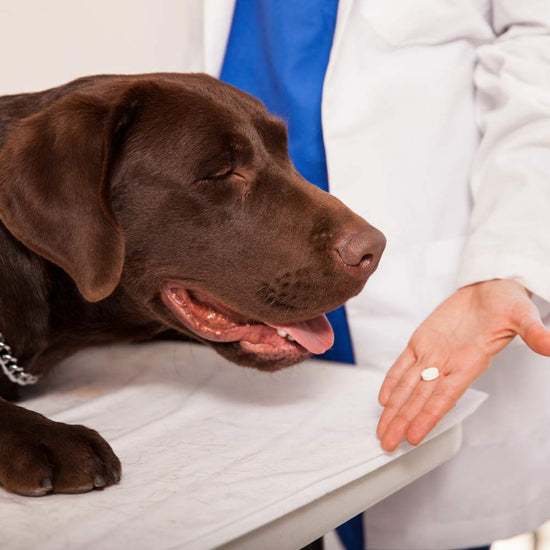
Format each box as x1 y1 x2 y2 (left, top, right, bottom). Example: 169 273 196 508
336 225 386 274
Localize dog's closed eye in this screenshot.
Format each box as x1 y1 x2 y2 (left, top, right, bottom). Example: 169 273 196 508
204 167 236 180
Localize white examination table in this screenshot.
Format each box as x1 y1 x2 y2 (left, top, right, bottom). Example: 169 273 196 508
0 342 486 550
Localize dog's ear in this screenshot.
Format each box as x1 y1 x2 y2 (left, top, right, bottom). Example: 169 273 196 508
0 81 150 302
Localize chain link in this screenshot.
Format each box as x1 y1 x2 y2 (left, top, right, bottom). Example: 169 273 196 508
0 333 39 386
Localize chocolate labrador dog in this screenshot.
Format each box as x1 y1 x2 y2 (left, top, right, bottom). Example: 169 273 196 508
0 73 385 496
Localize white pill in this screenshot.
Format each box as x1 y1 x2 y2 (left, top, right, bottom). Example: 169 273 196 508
421 367 440 381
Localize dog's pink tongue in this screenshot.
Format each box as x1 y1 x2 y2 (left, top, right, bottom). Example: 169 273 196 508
267 314 334 354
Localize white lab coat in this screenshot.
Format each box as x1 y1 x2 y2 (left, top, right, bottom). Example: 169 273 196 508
1 1 550 548
200 1 550 548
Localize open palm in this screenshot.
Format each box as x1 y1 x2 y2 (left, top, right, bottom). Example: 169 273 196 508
377 279 550 452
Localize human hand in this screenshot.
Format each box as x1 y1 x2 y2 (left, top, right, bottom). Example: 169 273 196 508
376 279 550 452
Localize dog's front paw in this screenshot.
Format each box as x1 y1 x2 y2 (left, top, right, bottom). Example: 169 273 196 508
0 401 121 496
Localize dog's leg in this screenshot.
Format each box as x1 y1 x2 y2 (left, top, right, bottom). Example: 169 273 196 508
0 398 121 496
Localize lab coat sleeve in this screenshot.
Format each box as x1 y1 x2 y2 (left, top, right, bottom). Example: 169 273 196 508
456 1 550 302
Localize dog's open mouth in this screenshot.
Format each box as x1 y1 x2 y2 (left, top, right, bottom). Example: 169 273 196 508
161 282 334 358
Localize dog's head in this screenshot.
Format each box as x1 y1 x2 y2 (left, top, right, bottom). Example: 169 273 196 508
0 74 385 370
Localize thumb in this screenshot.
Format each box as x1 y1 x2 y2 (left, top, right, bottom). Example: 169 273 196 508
517 305 550 357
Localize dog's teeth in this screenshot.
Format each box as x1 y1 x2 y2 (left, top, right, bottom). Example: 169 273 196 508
276 329 295 342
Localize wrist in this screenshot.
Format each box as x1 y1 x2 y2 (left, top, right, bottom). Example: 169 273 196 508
458 278 528 296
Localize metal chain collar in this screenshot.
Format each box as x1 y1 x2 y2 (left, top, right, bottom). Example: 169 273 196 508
0 333 39 386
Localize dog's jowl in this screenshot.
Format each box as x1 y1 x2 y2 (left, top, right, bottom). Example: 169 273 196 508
0 74 385 496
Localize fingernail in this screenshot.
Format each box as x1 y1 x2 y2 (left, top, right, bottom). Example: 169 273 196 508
382 439 399 453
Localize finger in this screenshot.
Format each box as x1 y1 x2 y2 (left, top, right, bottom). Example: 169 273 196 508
379 377 439 451
378 347 416 406
376 360 433 438
405 371 472 446
517 309 550 357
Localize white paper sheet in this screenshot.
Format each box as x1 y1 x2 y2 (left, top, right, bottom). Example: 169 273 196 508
0 342 486 550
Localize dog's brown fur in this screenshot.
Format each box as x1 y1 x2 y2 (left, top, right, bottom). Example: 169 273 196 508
0 74 384 496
